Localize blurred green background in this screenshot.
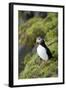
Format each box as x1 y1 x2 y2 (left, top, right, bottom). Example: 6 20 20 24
18 11 58 79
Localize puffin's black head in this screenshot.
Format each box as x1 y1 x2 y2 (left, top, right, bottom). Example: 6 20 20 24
36 36 45 45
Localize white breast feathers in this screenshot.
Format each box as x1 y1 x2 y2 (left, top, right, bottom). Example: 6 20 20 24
37 45 48 61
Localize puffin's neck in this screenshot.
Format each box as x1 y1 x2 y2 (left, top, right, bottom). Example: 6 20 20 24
40 41 47 48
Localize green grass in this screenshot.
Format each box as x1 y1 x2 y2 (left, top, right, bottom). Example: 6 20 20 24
19 53 58 79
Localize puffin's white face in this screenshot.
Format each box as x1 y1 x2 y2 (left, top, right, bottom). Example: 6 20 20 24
36 37 43 44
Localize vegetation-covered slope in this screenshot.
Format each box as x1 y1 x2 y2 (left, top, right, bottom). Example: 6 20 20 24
18 12 58 79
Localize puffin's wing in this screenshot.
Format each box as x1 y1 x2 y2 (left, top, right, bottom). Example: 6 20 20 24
46 47 52 59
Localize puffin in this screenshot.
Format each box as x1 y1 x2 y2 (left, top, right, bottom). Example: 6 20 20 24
36 36 52 61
